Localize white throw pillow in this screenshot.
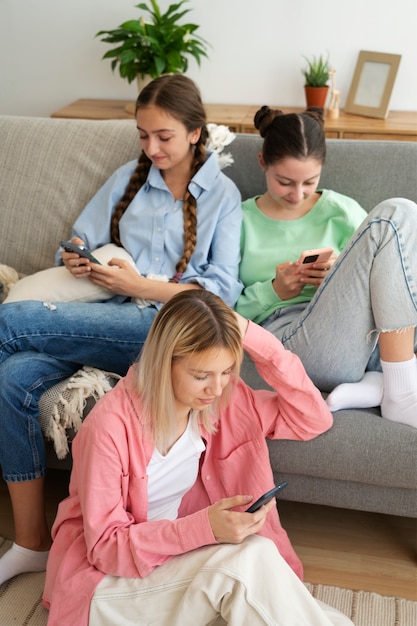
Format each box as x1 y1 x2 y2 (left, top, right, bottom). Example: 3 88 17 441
4 244 136 303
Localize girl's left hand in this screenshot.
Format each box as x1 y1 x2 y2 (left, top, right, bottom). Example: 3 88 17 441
208 496 275 544
88 257 144 296
296 252 337 286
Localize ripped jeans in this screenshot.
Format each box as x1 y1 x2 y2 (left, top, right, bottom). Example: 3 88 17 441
0 302 157 481
262 198 417 390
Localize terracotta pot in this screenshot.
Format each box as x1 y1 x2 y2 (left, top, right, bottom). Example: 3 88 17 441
304 85 329 109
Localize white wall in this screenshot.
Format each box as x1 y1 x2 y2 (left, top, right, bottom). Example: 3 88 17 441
0 0 416 117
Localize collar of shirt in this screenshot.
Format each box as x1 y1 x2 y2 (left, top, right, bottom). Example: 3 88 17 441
144 151 220 198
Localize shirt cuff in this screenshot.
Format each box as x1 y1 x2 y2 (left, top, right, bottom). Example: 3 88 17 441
256 279 282 309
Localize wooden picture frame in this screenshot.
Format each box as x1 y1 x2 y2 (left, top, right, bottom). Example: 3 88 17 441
345 51 401 119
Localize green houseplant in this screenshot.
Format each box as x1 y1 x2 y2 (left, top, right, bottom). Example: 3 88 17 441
302 53 330 108
96 0 209 85
302 53 330 87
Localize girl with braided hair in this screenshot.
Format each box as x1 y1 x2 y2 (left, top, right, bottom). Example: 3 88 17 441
237 105 417 426
0 75 242 587
64 74 240 295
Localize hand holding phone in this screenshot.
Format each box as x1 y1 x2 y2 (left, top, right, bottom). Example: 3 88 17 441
245 481 288 513
296 247 333 269
60 240 101 265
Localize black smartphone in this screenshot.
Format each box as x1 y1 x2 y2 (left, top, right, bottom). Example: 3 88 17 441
245 481 288 513
60 240 101 264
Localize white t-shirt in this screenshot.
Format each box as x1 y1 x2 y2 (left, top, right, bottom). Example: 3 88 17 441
147 416 206 521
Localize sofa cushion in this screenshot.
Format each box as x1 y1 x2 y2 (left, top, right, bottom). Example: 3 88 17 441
0 116 139 276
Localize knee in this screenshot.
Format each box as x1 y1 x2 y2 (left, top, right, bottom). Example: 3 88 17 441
0 355 39 406
240 535 281 563
371 197 417 222
0 302 24 353
0 361 25 410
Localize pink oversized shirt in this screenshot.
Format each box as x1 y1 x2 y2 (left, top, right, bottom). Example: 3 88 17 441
43 321 333 625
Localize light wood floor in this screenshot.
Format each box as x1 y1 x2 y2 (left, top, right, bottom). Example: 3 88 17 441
1 471 416 601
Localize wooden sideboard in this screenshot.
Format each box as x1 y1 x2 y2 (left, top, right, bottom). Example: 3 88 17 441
51 99 417 142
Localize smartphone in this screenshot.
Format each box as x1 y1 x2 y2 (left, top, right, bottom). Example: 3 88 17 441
245 481 288 513
297 247 333 267
60 240 101 264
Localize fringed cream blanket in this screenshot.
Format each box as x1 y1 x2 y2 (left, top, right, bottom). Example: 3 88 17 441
38 366 121 459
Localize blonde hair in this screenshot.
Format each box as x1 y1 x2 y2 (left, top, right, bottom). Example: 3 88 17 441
137 290 243 453
110 75 209 281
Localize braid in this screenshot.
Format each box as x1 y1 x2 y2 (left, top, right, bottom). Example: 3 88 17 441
110 153 151 246
173 141 207 280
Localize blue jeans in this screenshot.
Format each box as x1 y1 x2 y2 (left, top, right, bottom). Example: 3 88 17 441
263 199 417 391
0 301 157 481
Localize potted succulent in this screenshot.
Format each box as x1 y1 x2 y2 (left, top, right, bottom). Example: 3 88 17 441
302 53 331 108
96 0 209 90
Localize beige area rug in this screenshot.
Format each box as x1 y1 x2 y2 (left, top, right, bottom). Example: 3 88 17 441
1 537 416 626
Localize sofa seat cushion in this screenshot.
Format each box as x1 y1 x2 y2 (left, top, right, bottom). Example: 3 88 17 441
267 410 417 490
242 353 417 492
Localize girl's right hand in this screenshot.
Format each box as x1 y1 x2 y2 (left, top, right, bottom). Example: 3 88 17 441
272 262 305 300
61 237 93 277
207 495 275 544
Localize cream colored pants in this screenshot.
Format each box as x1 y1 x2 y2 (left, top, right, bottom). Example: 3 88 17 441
89 536 353 626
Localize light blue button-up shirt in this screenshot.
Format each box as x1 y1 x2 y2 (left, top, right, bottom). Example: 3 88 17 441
59 152 243 307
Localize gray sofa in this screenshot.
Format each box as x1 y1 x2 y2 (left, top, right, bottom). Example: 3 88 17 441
0 115 416 518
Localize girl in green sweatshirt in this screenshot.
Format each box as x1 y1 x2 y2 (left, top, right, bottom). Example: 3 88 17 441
236 106 417 427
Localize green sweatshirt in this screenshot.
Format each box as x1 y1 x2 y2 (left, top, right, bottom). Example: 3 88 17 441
236 189 367 323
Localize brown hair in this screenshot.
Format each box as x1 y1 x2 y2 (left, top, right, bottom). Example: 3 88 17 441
254 105 326 166
137 290 243 454
110 75 209 280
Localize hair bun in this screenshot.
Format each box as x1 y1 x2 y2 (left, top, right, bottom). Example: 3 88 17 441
254 106 285 137
304 106 325 127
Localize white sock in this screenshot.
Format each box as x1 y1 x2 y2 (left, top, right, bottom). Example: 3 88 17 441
326 371 384 411
0 543 49 586
380 356 417 428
